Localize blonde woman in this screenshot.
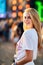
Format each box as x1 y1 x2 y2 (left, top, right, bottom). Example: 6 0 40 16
12 8 42 65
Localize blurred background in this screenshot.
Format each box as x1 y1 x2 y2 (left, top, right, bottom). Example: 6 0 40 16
0 0 43 65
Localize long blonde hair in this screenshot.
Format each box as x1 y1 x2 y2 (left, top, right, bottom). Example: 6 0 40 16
23 8 42 50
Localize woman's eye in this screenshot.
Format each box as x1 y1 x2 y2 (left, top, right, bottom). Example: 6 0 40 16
25 17 26 19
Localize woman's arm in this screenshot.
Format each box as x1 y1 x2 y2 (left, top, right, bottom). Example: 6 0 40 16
16 50 33 65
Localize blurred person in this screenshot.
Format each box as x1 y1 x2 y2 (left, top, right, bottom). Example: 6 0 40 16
2 18 13 41
0 20 7 41
8 18 14 28
12 8 42 65
11 22 23 51
10 22 18 51
10 22 18 41
8 18 14 40
17 17 23 23
3 19 10 41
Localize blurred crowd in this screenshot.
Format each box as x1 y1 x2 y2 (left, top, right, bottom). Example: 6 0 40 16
0 17 24 42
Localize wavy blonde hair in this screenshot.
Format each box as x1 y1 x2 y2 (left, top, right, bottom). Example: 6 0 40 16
23 8 42 50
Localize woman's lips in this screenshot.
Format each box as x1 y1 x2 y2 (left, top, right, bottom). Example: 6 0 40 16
25 21 30 24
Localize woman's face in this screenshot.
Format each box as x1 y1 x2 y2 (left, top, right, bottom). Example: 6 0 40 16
23 12 33 31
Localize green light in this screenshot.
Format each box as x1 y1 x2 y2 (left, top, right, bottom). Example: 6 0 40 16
35 1 43 22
